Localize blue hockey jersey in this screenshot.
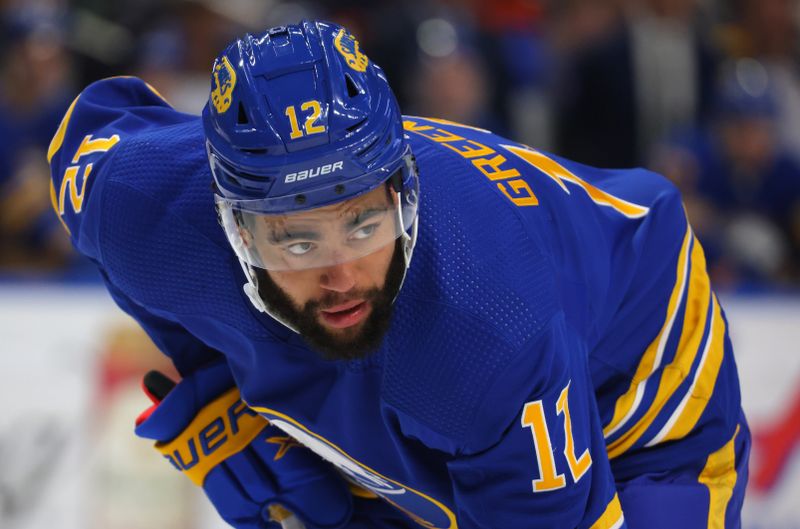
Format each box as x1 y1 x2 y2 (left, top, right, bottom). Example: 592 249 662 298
48 77 743 529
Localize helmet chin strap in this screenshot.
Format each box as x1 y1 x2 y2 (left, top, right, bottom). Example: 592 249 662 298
240 195 419 332
393 189 418 304
238 258 301 333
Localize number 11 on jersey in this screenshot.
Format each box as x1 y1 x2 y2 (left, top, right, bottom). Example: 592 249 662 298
521 382 592 493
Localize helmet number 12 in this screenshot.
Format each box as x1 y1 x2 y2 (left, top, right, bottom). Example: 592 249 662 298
520 382 592 493
285 100 326 139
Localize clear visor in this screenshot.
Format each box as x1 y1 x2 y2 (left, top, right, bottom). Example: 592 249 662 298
216 161 419 271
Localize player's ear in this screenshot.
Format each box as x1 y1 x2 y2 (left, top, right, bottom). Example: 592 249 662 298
384 180 399 205
238 227 254 248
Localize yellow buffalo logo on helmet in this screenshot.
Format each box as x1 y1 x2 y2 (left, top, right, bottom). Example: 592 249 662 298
211 56 237 114
334 29 368 72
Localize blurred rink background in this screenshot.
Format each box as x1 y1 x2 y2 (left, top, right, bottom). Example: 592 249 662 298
0 0 799 528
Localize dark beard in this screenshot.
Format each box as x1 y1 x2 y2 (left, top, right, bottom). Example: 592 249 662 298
254 241 406 361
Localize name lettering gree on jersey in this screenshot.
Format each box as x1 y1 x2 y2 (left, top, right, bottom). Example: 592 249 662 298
404 118 538 208
404 117 650 218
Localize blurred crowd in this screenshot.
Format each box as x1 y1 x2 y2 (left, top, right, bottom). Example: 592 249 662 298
1 0 799 291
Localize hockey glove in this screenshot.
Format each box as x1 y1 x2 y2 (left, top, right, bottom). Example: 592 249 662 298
134 362 352 529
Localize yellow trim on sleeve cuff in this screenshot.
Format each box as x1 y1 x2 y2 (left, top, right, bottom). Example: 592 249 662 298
699 424 741 529
590 493 625 529
47 95 80 164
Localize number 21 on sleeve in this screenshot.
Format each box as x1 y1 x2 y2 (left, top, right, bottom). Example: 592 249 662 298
520 382 592 493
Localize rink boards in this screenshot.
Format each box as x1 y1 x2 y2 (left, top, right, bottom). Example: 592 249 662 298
0 285 798 529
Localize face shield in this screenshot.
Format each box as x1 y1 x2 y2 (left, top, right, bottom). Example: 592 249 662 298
215 152 419 272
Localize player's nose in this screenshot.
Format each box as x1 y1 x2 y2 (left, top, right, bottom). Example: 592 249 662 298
319 261 357 293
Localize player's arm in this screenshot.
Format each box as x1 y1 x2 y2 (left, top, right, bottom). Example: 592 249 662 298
92 238 355 529
447 313 624 529
47 76 226 374
100 269 224 374
134 363 354 529
47 76 191 260
46 78 356 528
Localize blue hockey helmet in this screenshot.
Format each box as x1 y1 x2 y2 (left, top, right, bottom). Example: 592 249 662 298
202 21 419 313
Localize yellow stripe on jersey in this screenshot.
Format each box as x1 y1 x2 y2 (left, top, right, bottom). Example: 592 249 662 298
606 233 713 458
589 493 625 529
645 294 727 446
501 144 650 218
699 425 741 529
143 80 169 104
603 225 692 439
49 179 72 236
47 94 80 163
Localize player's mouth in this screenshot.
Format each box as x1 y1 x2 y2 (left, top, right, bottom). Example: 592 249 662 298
319 300 370 329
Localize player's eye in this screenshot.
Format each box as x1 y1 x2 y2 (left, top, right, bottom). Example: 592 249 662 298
350 223 379 241
286 241 315 256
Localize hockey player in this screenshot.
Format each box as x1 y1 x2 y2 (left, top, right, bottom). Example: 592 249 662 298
47 21 749 529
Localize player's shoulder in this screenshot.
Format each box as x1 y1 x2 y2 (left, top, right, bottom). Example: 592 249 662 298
48 76 190 171
402 116 553 267
54 76 206 193
48 77 207 251
403 115 683 215
402 116 529 183
48 77 246 319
